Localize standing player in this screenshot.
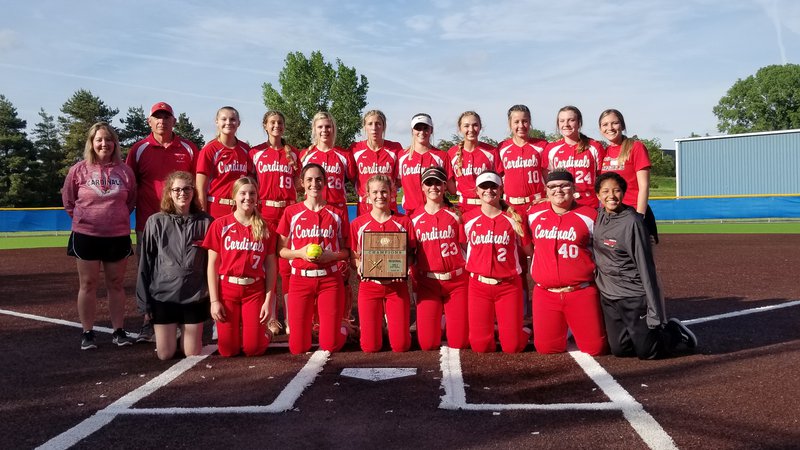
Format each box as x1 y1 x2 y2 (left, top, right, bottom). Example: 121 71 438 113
411 167 469 350
300 112 358 331
598 108 659 243
349 110 402 215
350 175 415 353
277 163 349 355
463 171 531 353
196 106 254 219
543 106 604 209
397 113 455 217
497 105 547 210
127 101 198 343
527 170 607 356
448 111 501 213
593 172 696 359
250 110 300 336
63 122 137 349
203 177 276 357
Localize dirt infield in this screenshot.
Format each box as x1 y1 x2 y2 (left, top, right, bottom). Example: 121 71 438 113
1 234 799 449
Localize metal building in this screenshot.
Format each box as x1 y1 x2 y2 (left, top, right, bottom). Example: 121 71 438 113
674 129 800 197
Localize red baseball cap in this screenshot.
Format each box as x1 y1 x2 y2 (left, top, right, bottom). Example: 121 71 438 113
150 102 174 116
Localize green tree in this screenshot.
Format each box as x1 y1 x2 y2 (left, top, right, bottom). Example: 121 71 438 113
174 112 206 149
30 109 65 206
0 95 36 207
262 51 368 149
118 106 150 154
638 137 675 177
713 64 800 134
58 89 118 173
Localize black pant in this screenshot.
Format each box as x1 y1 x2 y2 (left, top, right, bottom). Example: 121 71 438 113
600 294 678 359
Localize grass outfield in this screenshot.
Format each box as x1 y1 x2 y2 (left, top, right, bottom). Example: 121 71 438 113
1 223 798 250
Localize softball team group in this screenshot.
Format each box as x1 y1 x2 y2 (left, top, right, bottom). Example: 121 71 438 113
62 101 698 360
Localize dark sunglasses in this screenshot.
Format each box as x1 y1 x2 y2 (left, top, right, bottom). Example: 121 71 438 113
423 179 444 186
413 123 431 132
477 182 499 190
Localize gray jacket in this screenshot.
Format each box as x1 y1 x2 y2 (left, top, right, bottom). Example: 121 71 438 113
136 211 213 313
593 205 666 328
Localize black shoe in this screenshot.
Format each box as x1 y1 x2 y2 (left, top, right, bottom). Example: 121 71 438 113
136 323 155 343
668 318 697 349
81 330 97 350
112 328 135 346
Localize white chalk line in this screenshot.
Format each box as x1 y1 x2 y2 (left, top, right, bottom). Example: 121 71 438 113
0 308 290 347
38 346 329 449
439 346 678 450
9 300 799 449
682 299 800 325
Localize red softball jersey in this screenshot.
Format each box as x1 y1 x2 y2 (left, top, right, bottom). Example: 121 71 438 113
197 140 253 200
462 208 530 279
350 212 416 260
543 139 604 208
497 138 547 202
349 140 402 200
126 133 198 231
250 142 300 202
276 202 349 271
397 148 452 213
411 208 465 273
447 142 502 206
527 204 597 288
202 214 277 279
600 140 651 208
299 147 356 206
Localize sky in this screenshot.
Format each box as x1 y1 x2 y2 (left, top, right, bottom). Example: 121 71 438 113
1 0 799 150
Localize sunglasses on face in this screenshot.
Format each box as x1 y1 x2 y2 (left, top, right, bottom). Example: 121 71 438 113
423 179 444 186
546 183 572 191
171 187 194 194
477 182 499 190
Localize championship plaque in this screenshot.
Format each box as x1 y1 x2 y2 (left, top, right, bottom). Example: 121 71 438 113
360 232 408 279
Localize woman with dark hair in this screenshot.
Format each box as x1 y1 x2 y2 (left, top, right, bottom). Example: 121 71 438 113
594 172 696 359
137 171 213 360
277 163 350 354
411 166 468 350
62 122 136 350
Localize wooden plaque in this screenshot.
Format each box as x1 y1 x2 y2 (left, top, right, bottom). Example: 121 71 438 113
360 232 407 279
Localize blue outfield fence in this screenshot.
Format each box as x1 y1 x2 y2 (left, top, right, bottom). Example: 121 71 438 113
1 198 799 233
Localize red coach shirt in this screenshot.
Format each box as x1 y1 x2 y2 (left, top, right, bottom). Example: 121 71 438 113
527 204 597 288
202 214 276 278
197 140 253 201
250 143 300 202
497 138 547 202
276 202 348 271
350 212 416 261
448 143 501 206
543 139 604 208
398 148 452 213
462 208 530 279
126 134 197 231
411 208 465 273
299 147 356 206
600 140 651 208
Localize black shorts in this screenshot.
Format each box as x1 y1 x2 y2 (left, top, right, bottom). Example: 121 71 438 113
67 232 133 262
150 301 211 325
643 205 659 244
